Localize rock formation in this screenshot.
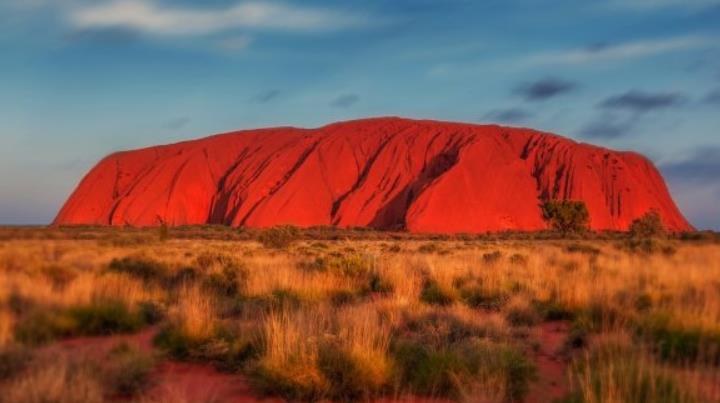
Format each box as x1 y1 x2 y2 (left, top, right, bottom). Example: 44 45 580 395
54 117 691 232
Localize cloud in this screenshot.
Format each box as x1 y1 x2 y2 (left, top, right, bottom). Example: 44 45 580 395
483 108 532 124
514 78 577 101
165 117 190 130
524 36 714 66
598 90 685 113
330 94 359 108
661 147 720 183
580 114 637 139
64 27 139 44
253 89 281 103
68 0 373 36
704 88 720 104
216 35 252 51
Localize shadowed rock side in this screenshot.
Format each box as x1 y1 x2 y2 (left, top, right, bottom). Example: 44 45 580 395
54 117 691 232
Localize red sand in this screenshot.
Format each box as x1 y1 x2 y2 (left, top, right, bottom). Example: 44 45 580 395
54 117 691 232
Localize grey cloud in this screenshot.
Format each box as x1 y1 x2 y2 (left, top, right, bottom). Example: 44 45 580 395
514 78 577 101
64 27 139 45
253 90 281 103
580 114 637 139
483 108 532 124
661 147 720 183
165 117 191 131
598 90 685 113
330 94 359 108
704 88 720 104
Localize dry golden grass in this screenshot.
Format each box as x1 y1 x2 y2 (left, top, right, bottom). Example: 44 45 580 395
0 231 719 402
2 354 104 403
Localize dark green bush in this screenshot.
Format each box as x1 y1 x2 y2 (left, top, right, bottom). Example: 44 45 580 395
203 263 249 297
482 251 503 264
458 286 508 310
317 343 389 400
629 210 666 239
635 312 720 364
541 200 590 234
0 345 32 380
257 226 300 249
565 243 601 256
420 279 455 306
363 273 394 295
103 343 155 396
67 300 146 335
108 256 168 282
392 339 535 400
15 300 146 345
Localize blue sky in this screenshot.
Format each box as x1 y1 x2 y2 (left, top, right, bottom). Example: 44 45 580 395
1 0 719 229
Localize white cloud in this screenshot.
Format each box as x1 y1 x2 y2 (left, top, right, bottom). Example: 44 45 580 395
68 0 372 35
524 36 714 66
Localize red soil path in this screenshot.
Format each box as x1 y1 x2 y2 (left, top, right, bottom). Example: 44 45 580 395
55 117 691 232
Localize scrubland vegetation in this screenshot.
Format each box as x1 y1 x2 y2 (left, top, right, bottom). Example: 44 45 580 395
0 225 719 402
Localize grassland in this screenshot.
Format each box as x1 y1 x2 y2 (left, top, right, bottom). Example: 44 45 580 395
0 226 718 402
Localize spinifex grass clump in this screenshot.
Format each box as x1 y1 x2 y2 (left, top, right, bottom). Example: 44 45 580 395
565 337 699 403
14 300 148 345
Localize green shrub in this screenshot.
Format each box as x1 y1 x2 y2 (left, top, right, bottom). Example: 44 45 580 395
317 343 391 400
137 301 164 325
458 286 508 310
195 251 237 270
418 243 440 254
153 325 203 359
15 301 146 345
301 254 374 279
541 200 590 234
363 273 394 295
482 251 503 264
108 256 168 282
102 343 155 396
508 253 528 266
40 265 77 289
400 311 491 347
566 342 697 403
505 304 539 327
252 363 329 401
67 300 145 336
257 226 300 249
533 300 575 321
629 210 666 239
14 309 74 345
203 263 249 297
392 339 535 400
635 312 720 364
0 345 32 380
329 290 359 307
420 279 456 306
565 243 601 256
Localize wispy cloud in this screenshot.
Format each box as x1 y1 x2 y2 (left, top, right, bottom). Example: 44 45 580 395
68 0 373 36
524 36 714 66
165 117 190 131
599 90 685 113
581 113 638 139
253 89 281 103
514 78 577 101
330 94 359 108
482 108 532 124
704 88 720 104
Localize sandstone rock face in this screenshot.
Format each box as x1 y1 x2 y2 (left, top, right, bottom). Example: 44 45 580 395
54 117 691 232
